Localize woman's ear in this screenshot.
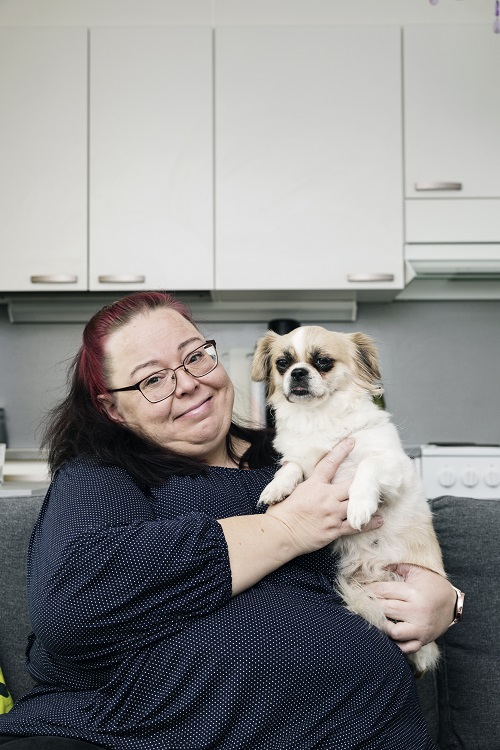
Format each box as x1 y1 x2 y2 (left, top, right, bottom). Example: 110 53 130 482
96 394 125 424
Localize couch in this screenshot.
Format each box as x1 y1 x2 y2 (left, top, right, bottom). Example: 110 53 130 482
1 493 499 748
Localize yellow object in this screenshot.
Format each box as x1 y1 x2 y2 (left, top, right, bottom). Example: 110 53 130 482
0 666 14 713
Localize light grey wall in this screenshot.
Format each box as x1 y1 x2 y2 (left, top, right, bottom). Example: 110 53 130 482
0 300 499 449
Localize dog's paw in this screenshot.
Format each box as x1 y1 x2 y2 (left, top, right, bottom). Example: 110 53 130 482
258 462 304 506
258 480 289 506
407 642 440 677
347 488 380 530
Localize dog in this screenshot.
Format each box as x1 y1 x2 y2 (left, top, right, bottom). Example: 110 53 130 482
251 325 446 675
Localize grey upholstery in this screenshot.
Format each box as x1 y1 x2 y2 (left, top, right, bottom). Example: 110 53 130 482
0 495 41 700
0 493 499 748
416 495 500 749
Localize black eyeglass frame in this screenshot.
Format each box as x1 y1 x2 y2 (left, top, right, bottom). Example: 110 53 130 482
107 339 218 403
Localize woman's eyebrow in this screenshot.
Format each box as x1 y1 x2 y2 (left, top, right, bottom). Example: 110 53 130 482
129 359 162 380
177 336 203 352
129 337 204 380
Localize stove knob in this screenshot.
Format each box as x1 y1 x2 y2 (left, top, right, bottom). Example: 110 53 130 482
438 468 456 488
461 467 479 488
484 468 500 488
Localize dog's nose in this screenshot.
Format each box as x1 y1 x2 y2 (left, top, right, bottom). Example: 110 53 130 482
290 367 308 382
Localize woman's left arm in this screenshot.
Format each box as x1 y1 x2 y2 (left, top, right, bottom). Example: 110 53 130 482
367 564 459 655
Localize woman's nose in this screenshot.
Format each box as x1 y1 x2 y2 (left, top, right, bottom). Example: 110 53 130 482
174 367 198 394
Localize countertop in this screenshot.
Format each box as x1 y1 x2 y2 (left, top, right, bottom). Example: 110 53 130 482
0 481 49 498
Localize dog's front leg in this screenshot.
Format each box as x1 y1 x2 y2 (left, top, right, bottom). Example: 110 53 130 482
259 462 304 506
347 455 392 530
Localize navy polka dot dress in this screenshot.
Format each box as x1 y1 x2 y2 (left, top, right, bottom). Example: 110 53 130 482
0 458 435 749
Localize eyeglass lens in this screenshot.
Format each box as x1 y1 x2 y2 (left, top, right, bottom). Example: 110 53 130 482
140 343 217 402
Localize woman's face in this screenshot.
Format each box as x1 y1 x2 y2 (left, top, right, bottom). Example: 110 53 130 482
98 307 235 466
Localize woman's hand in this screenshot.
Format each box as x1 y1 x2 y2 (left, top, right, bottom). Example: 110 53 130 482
219 438 383 596
265 439 383 557
366 564 457 654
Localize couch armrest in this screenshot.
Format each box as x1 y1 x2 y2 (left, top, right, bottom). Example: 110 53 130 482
0 495 43 701
417 495 500 749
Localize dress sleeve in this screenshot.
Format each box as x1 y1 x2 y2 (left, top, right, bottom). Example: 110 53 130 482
27 460 232 660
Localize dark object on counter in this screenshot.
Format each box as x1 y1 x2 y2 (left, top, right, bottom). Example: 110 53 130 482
0 408 8 446
268 318 301 336
265 319 301 429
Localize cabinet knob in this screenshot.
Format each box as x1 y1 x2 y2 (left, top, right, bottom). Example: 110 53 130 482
346 273 395 283
30 274 78 284
414 182 463 191
97 275 146 284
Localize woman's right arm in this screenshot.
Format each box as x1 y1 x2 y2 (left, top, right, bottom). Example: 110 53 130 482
218 438 384 596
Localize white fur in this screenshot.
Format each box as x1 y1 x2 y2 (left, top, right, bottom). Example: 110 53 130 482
252 326 446 675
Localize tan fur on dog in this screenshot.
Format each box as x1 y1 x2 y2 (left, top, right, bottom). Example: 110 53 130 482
252 325 446 675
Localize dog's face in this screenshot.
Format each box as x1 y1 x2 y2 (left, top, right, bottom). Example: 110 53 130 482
251 326 382 405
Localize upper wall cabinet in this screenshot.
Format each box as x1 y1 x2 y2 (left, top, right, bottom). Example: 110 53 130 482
89 28 213 291
404 24 500 243
0 28 87 291
0 27 213 293
215 26 404 292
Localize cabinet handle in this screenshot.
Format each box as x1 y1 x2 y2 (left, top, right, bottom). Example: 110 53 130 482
30 274 78 284
414 182 463 191
347 273 395 283
97 275 146 284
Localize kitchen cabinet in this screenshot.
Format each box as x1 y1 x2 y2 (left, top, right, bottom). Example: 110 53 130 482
1 25 404 298
0 28 87 291
215 26 404 292
89 28 213 291
404 24 500 244
0 27 213 293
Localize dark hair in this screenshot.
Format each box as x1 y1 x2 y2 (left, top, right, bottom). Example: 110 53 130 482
41 291 277 486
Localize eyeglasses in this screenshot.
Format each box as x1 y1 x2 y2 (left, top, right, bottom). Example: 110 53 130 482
108 340 218 403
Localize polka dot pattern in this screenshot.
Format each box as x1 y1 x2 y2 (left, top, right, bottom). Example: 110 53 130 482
0 458 435 749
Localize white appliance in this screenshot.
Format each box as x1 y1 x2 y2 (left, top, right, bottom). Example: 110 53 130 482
418 444 500 500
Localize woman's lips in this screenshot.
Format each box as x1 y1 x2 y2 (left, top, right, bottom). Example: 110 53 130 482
175 396 212 420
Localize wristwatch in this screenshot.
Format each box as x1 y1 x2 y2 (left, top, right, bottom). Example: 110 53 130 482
449 585 465 626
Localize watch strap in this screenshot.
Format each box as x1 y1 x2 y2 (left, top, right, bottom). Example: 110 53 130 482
450 585 465 626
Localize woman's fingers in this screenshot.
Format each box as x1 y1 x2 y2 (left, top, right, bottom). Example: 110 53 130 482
367 565 457 650
311 438 355 484
266 436 383 554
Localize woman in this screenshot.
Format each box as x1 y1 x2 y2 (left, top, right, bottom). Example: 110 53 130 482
0 291 457 749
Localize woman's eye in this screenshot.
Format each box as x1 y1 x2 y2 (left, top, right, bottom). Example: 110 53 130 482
275 358 289 374
315 357 334 372
187 350 203 365
144 372 167 388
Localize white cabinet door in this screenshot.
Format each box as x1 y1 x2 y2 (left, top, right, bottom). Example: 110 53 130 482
89 28 213 292
0 29 87 291
404 24 500 200
215 26 403 291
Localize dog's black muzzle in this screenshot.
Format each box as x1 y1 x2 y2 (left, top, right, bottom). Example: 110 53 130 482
290 367 309 383
289 367 311 397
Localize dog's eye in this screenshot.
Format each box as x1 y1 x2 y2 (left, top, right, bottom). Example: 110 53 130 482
314 357 334 372
275 358 289 374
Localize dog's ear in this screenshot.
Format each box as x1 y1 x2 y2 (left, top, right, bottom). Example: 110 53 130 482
351 332 382 391
251 331 279 382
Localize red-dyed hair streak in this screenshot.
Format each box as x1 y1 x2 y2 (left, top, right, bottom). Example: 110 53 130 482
77 291 195 412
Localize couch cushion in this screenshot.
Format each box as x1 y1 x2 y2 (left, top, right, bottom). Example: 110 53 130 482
417 495 500 749
0 495 43 701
